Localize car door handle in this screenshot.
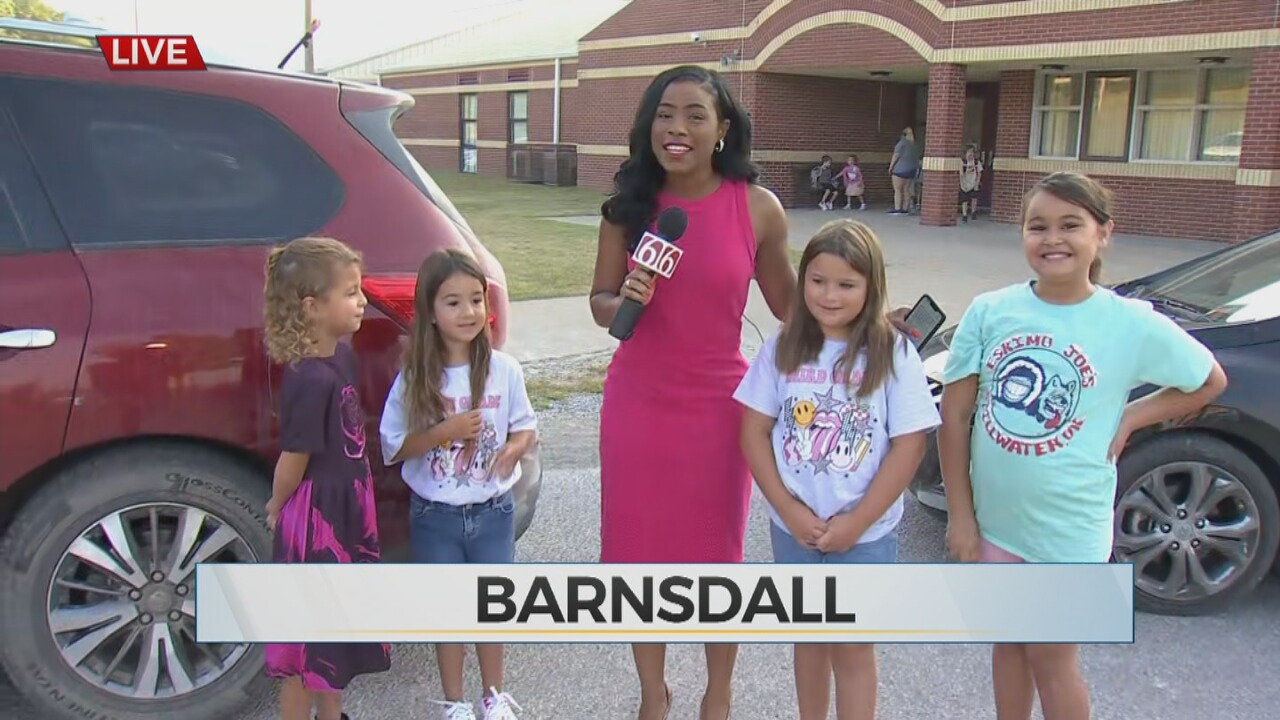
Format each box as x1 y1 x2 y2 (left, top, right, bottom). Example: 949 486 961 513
0 328 57 349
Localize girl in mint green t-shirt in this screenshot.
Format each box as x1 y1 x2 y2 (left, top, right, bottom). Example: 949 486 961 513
937 171 1227 720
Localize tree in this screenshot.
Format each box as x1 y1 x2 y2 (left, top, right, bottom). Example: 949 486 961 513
1 0 66 22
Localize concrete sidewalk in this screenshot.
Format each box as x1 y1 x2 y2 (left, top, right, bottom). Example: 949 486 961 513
505 210 1223 363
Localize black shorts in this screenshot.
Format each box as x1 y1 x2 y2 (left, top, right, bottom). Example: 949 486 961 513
821 181 840 192
959 189 979 202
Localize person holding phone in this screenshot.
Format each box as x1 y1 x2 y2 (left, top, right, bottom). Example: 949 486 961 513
735 219 940 720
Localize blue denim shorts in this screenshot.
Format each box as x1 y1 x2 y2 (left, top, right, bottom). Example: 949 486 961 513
409 491 515 563
769 521 899 564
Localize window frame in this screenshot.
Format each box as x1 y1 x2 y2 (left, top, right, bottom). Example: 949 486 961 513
1079 70 1137 162
1029 66 1250 166
508 91 529 145
0 110 68 255
1131 66 1249 164
1030 71 1083 161
460 93 478 174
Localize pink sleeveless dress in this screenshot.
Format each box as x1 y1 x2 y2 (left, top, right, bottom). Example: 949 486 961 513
599 177 759 563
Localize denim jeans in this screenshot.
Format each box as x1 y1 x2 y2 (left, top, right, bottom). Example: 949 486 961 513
769 521 899 564
409 491 515 563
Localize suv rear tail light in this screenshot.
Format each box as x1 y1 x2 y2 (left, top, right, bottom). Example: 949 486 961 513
362 274 496 332
362 274 416 328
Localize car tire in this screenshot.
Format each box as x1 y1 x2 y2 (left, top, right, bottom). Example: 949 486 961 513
0 442 272 720
1114 432 1280 617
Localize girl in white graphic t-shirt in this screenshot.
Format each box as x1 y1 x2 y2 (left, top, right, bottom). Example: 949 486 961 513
734 219 940 720
380 249 537 720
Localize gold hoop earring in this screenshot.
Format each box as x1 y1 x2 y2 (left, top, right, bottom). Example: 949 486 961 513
716 138 725 153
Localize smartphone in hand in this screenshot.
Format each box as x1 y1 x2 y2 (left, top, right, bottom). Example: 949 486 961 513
904 294 946 349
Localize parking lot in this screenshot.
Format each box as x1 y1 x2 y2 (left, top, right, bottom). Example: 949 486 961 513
3 215 1279 720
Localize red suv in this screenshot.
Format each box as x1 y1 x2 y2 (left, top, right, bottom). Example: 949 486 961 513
0 19 541 720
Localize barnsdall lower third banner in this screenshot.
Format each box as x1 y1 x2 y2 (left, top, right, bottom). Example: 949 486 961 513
195 563 1134 644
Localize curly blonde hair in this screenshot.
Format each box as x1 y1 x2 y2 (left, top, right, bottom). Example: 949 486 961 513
263 237 362 365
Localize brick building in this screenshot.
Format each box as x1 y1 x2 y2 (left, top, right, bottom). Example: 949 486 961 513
340 0 1280 242
328 0 628 184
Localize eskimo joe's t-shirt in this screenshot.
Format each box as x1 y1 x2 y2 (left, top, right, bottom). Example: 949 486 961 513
380 351 537 506
941 282 1216 563
734 332 941 543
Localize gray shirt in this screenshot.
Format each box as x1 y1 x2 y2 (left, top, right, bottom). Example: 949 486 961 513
893 137 919 176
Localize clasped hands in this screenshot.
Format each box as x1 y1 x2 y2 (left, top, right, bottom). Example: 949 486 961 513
781 500 867 554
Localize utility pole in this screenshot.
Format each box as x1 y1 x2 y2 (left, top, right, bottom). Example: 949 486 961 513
303 0 315 74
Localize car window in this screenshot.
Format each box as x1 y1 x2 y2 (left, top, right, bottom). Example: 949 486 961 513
2 77 343 248
1134 230 1280 324
344 103 475 236
0 188 22 255
0 109 68 255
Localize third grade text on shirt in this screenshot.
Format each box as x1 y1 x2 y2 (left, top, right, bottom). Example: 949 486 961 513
380 351 538 506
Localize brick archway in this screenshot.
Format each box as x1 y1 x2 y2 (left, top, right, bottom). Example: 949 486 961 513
751 10 934 71
739 11 936 216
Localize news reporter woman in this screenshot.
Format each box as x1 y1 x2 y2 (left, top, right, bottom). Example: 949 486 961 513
588 65 795 720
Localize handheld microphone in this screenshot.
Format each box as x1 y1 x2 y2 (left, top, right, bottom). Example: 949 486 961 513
608 207 689 341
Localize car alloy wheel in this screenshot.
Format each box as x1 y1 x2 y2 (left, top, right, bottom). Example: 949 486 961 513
46 502 258 699
1114 461 1261 605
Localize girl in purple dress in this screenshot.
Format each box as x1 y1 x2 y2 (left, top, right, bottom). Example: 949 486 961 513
262 236 392 720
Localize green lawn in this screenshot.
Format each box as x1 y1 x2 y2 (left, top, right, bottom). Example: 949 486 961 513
431 171 803 302
431 171 609 301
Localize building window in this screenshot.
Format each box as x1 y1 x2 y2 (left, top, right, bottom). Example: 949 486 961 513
1135 67 1248 162
460 94 478 173
1081 72 1135 161
1033 73 1081 158
509 92 528 145
1031 67 1248 164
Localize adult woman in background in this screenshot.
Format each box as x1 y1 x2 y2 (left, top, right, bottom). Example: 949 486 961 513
588 65 795 720
889 126 919 215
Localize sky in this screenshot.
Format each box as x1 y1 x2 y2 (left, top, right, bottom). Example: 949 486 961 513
46 0 527 71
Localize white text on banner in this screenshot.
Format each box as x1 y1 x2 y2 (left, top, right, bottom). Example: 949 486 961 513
195 563 1134 644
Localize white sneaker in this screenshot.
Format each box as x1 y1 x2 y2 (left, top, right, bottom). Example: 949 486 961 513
481 688 523 720
434 700 477 720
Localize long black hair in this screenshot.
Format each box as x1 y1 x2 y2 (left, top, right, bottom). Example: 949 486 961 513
600 65 759 250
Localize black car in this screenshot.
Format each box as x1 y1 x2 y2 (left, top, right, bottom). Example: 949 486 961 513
909 228 1280 617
